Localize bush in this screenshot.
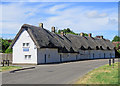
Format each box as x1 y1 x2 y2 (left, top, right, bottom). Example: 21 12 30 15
5 48 12 53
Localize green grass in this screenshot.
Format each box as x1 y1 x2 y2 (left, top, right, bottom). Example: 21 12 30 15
0 66 22 72
75 62 119 84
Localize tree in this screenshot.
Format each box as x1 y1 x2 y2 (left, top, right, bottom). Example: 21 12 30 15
5 47 12 53
0 38 13 53
84 33 88 36
57 28 79 35
112 36 120 42
116 43 120 49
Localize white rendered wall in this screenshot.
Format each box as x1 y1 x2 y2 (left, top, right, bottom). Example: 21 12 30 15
37 48 60 64
60 53 77 62
12 30 37 64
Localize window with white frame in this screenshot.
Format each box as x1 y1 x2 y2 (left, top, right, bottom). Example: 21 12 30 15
25 55 27 59
23 43 30 52
24 55 31 59
23 43 30 47
23 43 25 47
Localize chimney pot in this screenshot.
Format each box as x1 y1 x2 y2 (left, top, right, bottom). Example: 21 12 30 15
96 36 103 39
39 23 43 28
88 33 92 37
100 36 103 39
80 32 84 36
51 26 55 33
61 31 64 36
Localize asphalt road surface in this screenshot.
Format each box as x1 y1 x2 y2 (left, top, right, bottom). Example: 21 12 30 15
2 59 118 84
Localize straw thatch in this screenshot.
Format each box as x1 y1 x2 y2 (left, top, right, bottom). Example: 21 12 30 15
9 24 115 53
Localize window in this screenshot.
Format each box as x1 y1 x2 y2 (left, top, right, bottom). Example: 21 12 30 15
25 55 27 59
23 43 30 51
76 55 77 60
28 55 31 59
23 43 25 46
67 55 69 58
26 43 29 46
48 54 50 58
104 53 105 58
23 48 29 51
45 54 46 63
110 53 111 58
23 43 30 47
60 54 62 62
93 53 95 58
25 55 31 59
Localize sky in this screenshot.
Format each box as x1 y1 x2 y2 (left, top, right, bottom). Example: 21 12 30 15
0 1 118 41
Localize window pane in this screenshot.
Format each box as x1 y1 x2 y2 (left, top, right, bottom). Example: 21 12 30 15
25 55 27 59
28 55 31 59
23 48 29 51
26 43 29 46
23 43 25 46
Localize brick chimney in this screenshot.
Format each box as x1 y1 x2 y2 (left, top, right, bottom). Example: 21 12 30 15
61 31 64 36
96 36 103 39
80 32 84 36
51 26 55 33
96 36 100 38
39 23 43 28
88 33 92 37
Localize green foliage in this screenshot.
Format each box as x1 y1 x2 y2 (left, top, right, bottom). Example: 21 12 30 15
116 43 120 49
117 49 120 54
112 35 120 42
57 28 79 35
1 66 22 72
0 38 13 53
5 47 12 53
57 28 88 36
84 33 88 36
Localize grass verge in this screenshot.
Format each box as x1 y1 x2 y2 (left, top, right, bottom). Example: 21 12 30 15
75 62 119 84
0 66 22 72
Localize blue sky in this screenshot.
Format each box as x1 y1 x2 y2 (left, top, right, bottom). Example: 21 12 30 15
0 2 118 41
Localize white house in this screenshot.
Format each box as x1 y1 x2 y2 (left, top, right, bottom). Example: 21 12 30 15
9 23 115 65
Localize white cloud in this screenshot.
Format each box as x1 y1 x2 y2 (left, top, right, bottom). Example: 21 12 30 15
1 2 48 34
0 2 118 40
42 5 117 34
86 10 108 18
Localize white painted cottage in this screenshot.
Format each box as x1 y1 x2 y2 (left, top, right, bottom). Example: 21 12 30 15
9 23 115 65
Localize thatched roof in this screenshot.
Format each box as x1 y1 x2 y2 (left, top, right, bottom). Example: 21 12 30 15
9 24 115 53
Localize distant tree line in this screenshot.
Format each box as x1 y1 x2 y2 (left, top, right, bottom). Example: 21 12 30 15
57 28 88 36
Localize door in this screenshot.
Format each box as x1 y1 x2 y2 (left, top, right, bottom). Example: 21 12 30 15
45 54 46 63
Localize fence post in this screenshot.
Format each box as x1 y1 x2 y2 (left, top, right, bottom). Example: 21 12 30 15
112 58 115 68
8 60 9 66
3 60 5 67
109 59 111 66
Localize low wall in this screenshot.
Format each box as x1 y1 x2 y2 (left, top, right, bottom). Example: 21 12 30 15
0 53 12 63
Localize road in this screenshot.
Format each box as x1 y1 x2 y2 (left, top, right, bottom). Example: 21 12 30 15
2 59 118 84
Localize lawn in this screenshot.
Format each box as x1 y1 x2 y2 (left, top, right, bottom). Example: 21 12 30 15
75 62 119 84
0 66 22 72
